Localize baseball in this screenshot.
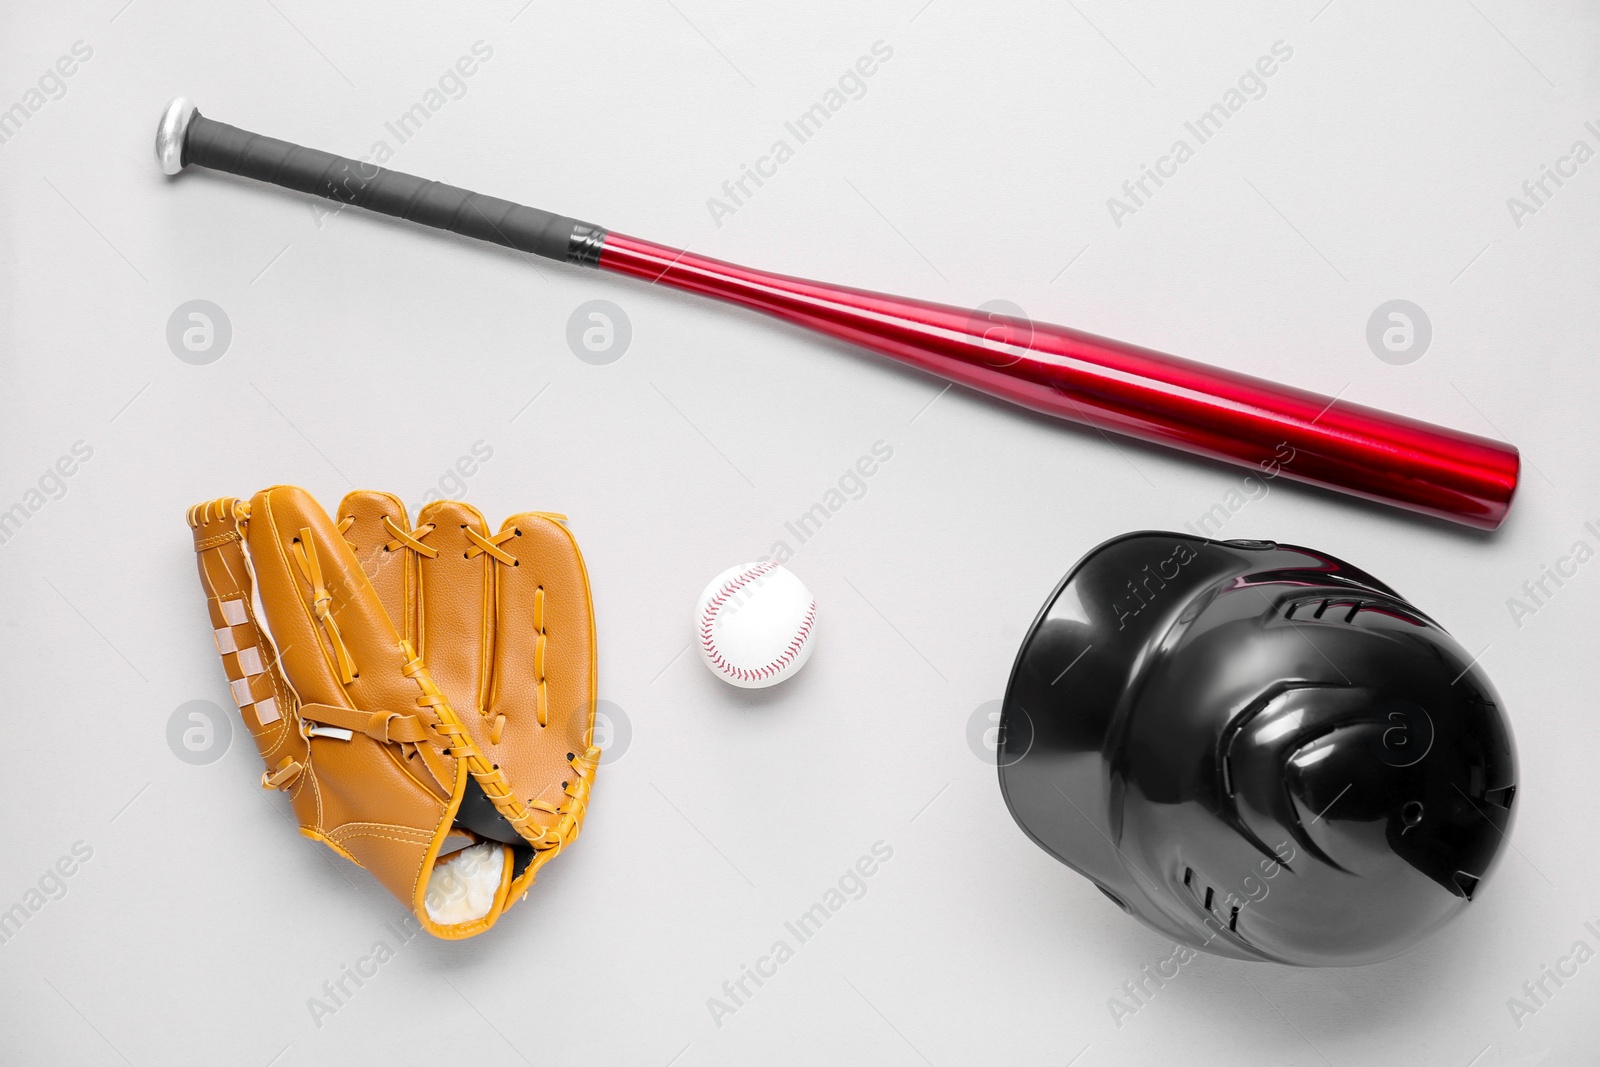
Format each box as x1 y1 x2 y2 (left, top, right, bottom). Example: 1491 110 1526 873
696 562 817 688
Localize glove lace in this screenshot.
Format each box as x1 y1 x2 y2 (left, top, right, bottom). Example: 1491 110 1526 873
464 527 519 565
376 513 570 569
290 527 358 683
382 515 439 558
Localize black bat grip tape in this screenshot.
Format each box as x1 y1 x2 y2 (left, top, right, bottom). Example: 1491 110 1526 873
183 113 605 265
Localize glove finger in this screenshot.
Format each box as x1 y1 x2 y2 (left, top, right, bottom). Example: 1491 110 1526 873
245 486 494 929
337 490 415 645
488 514 598 824
246 486 419 710
415 500 493 718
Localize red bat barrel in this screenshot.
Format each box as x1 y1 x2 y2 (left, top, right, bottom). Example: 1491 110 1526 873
599 232 1519 530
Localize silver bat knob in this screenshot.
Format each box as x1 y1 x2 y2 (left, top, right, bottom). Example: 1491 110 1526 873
155 96 197 175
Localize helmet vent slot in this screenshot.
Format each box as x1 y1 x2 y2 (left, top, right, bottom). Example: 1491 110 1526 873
1184 866 1232 925
1096 884 1130 911
1280 597 1366 623
1483 785 1515 810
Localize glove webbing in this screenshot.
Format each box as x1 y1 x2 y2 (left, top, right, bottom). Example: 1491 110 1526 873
400 646 597 854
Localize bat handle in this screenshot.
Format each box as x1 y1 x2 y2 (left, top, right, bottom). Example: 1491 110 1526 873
154 97 608 266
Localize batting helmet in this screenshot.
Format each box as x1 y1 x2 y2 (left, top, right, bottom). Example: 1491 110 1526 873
998 533 1517 966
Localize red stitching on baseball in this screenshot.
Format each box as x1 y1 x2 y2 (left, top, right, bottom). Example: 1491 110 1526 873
700 563 815 682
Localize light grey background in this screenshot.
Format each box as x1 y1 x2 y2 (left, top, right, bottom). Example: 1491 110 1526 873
2 1 1598 1064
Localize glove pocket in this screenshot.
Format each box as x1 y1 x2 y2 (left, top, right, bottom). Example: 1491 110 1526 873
298 702 517 937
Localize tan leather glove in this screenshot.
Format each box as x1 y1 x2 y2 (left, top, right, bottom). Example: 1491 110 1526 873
186 485 599 939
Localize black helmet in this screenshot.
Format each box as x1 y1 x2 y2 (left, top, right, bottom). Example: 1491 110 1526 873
998 533 1517 966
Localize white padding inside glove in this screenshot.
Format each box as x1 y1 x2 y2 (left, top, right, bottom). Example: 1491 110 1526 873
424 842 505 925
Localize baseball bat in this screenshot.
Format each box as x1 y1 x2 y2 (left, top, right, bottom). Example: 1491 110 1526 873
156 98 1519 529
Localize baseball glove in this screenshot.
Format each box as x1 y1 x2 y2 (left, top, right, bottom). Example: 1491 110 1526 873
186 485 600 939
